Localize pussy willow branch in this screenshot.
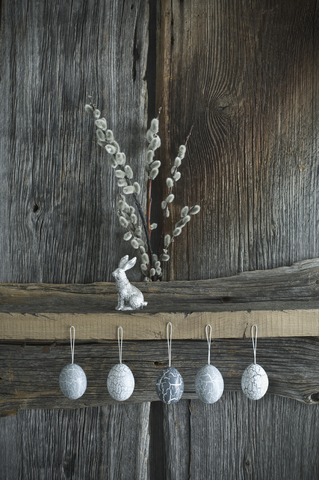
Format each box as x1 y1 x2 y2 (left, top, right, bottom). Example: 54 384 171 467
147 179 152 240
132 192 154 269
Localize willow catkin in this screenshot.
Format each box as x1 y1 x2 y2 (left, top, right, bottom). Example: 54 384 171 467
166 178 174 188
105 144 117 155
173 227 182 236
164 234 171 246
119 216 129 227
146 129 154 143
181 206 189 217
181 215 191 225
131 239 139 249
133 182 141 194
149 168 159 180
146 150 154 164
174 157 182 168
124 165 133 179
166 194 174 203
150 160 161 169
106 130 114 142
190 205 201 214
149 136 161 151
96 129 105 142
123 232 132 241
122 186 135 194
150 118 159 134
142 253 149 264
85 104 94 114
117 179 127 187
95 118 107 130
178 145 186 158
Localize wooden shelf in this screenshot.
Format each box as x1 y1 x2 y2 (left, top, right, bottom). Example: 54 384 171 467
0 258 319 341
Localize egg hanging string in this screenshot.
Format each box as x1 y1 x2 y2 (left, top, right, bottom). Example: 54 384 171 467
118 326 123 364
167 322 172 367
206 324 212 365
252 324 258 365
70 326 75 364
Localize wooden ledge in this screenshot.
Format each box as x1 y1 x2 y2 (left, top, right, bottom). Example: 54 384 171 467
0 258 319 341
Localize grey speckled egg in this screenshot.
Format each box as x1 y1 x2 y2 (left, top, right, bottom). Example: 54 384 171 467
195 364 224 404
59 363 87 400
241 363 269 400
107 363 135 401
156 366 184 404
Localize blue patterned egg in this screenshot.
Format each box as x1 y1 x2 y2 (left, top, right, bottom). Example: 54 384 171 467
195 364 224 403
241 363 269 400
156 366 184 404
107 363 135 401
59 363 87 400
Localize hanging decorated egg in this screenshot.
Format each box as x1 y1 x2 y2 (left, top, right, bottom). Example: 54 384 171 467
156 366 184 404
241 363 269 400
59 363 87 400
107 363 135 401
195 364 224 404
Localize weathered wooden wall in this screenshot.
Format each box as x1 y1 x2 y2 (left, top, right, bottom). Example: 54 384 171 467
0 0 319 479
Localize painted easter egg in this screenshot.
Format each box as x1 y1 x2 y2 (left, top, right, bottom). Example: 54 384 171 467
156 366 184 404
195 364 224 403
107 363 135 401
241 363 269 400
59 363 87 400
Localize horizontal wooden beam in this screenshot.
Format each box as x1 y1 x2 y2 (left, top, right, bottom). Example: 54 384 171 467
0 259 319 340
1 309 319 341
1 338 319 413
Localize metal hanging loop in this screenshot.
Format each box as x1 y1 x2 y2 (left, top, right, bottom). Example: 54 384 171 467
251 324 258 364
70 326 75 364
167 322 172 367
118 326 123 364
206 324 212 365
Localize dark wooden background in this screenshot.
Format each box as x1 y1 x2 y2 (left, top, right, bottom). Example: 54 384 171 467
0 0 319 478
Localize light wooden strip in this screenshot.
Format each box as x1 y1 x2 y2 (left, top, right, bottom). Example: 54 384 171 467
1 309 319 341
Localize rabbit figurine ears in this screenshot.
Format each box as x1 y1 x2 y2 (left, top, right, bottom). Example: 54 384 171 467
118 255 137 271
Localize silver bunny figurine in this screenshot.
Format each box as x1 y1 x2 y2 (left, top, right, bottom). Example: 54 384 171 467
112 255 148 311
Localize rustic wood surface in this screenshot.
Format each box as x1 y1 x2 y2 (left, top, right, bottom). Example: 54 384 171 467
1 257 319 313
0 0 319 478
157 0 319 282
1 258 319 341
149 395 319 480
1 337 319 414
0 404 150 480
0 0 149 284
1 395 319 480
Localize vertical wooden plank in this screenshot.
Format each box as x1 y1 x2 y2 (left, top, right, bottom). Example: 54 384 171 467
0 415 19 479
189 393 319 479
0 405 150 480
101 403 150 480
157 0 319 280
0 0 149 283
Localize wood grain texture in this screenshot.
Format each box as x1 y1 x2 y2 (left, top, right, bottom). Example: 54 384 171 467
150 394 319 480
157 0 319 281
0 404 150 480
1 257 319 313
1 337 319 413
0 0 149 284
